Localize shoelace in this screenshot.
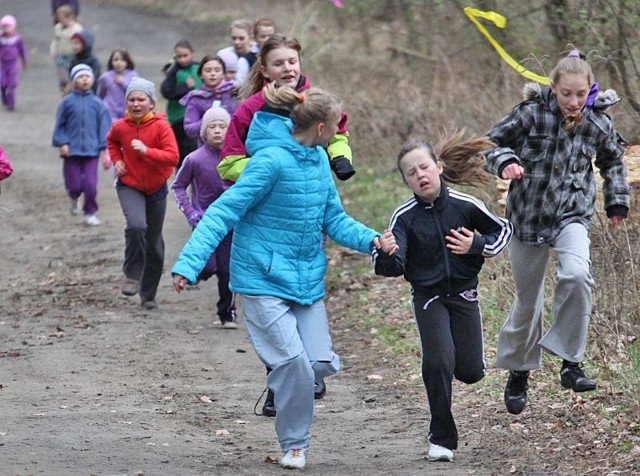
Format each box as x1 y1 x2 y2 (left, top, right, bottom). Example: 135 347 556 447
288 449 304 458
253 387 269 416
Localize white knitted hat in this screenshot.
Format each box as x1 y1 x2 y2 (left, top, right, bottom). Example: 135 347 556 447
200 106 230 140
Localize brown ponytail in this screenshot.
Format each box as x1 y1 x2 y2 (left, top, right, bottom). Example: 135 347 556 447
397 129 494 189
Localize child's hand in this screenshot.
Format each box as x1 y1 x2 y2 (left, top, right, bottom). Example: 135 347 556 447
131 139 147 155
185 76 195 88
188 211 202 228
609 215 626 228
446 227 474 255
102 154 111 170
59 145 69 157
114 160 127 176
173 275 188 293
375 229 399 256
501 163 525 180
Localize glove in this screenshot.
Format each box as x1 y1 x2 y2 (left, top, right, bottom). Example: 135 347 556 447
188 211 203 229
330 155 356 181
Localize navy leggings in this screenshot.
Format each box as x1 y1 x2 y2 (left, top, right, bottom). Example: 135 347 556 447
413 290 485 450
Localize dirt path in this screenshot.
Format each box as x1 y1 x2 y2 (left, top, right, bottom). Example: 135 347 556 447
0 2 454 475
7 2 638 475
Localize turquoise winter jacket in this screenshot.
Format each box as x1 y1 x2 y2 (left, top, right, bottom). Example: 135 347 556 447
171 111 378 305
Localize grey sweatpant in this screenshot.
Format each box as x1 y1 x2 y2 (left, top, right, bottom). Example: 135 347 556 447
240 295 339 453
496 223 593 370
116 185 167 303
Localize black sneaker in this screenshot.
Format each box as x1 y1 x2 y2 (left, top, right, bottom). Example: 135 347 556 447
504 370 529 415
314 378 326 400
261 388 276 417
560 363 596 392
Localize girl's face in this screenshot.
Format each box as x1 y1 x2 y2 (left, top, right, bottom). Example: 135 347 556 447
111 52 127 73
255 25 275 48
71 38 84 54
551 73 590 118
261 47 301 88
201 60 224 88
314 110 341 147
399 148 443 203
174 46 194 68
230 27 251 55
1 25 15 35
126 91 154 119
204 120 228 147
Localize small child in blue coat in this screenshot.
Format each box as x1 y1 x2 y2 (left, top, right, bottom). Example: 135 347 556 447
52 64 111 225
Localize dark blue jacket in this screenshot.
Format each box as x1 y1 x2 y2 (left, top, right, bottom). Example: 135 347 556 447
373 185 513 297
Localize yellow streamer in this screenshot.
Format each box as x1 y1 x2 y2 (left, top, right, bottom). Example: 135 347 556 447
464 7 550 85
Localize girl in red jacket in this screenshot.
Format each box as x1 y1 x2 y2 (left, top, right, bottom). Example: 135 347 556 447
107 77 179 310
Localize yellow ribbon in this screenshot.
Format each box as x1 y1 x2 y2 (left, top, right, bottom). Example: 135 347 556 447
464 7 550 85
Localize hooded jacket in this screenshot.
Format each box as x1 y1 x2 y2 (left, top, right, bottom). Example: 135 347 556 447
107 113 179 194
172 111 377 305
52 89 111 157
68 30 101 92
484 85 629 244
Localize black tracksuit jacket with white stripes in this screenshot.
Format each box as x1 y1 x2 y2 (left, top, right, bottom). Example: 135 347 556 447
372 184 513 298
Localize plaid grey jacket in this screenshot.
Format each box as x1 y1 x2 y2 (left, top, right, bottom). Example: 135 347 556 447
484 87 629 245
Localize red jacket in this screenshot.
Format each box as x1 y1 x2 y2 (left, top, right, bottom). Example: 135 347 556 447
107 113 179 194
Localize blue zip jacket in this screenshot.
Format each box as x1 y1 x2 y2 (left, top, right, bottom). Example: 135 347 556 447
172 111 378 305
52 89 111 157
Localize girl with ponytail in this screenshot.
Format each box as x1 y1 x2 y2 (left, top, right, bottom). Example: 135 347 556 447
172 83 383 471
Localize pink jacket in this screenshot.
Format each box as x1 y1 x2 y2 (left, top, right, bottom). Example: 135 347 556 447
0 146 13 180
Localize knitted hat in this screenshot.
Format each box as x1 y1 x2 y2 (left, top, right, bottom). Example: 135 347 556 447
200 106 230 140
216 48 238 73
70 63 94 82
125 77 157 103
71 32 85 45
0 15 17 29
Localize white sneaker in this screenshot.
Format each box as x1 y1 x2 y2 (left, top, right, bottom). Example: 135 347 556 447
428 443 453 462
69 198 80 215
222 321 238 329
281 448 308 470
84 214 101 226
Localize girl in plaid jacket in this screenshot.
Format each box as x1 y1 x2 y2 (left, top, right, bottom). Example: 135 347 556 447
483 51 630 415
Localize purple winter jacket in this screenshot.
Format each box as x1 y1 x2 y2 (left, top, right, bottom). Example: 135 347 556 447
0 33 27 88
97 69 139 120
171 143 233 227
180 80 237 143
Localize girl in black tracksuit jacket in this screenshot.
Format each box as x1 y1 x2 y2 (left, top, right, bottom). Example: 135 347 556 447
373 131 513 462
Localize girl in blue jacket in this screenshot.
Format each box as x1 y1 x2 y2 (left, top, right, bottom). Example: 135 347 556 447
374 131 513 463
172 83 382 471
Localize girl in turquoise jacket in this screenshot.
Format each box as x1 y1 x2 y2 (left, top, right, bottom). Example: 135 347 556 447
172 83 382 471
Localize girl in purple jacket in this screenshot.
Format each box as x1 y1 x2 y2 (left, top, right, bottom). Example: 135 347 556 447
171 106 237 327
97 49 138 121
0 15 27 111
180 55 237 146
